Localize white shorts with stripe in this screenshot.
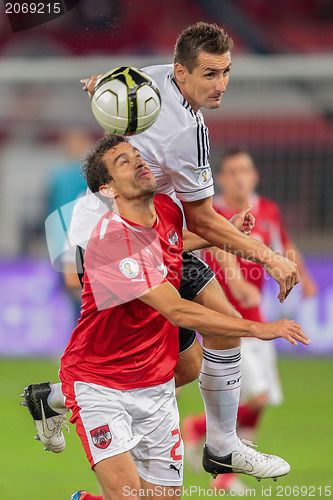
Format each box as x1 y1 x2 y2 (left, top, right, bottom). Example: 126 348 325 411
240 338 283 406
67 378 184 486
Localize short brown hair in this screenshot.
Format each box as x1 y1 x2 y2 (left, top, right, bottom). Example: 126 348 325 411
174 22 233 72
83 134 128 194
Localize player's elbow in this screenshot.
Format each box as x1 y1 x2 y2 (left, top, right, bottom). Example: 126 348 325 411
186 210 212 237
164 303 189 328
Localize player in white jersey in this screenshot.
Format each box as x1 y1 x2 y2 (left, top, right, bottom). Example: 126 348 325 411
22 23 300 481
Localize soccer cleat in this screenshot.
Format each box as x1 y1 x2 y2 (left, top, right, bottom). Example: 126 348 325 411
21 382 68 453
70 492 88 500
203 439 290 480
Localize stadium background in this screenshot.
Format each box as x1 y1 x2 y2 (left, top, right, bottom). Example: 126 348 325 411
0 1 332 498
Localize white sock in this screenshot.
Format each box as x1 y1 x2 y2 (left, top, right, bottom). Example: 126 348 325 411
199 347 241 456
47 383 67 413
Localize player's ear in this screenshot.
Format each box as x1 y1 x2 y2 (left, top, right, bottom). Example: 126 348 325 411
99 185 116 200
174 63 188 84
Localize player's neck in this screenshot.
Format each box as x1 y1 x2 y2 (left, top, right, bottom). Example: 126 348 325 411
174 76 200 112
221 194 248 212
115 196 157 227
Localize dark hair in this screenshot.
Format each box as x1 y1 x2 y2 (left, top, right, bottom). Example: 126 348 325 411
220 147 255 168
174 22 233 72
82 134 128 193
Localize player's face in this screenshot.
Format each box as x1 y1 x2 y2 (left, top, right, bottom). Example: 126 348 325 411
102 142 157 201
176 50 231 110
218 153 259 203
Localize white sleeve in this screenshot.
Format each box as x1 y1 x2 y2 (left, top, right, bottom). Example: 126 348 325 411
163 124 214 202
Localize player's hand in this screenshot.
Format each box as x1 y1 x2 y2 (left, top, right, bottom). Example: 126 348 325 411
229 205 255 235
252 319 310 346
80 74 101 98
265 253 300 303
228 279 261 309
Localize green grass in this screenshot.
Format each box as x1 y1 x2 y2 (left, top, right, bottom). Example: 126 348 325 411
1 358 332 499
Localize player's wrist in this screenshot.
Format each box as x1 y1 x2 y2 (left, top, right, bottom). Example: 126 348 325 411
245 321 260 338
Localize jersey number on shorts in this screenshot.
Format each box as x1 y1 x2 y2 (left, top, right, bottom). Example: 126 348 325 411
170 428 182 461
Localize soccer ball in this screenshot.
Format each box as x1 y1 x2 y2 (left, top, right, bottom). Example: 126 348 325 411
91 66 161 135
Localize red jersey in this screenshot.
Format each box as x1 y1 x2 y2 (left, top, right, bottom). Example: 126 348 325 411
60 194 183 391
204 195 290 321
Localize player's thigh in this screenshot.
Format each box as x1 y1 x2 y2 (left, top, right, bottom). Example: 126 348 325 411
194 277 242 349
94 452 141 500
174 336 202 387
139 477 182 499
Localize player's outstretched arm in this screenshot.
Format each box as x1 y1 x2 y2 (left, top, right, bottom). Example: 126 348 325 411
140 281 310 346
182 197 299 303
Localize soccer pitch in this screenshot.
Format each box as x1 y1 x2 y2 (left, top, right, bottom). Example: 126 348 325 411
1 357 332 500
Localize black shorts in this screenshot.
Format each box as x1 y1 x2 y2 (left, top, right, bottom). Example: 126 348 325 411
178 252 215 353
75 248 215 354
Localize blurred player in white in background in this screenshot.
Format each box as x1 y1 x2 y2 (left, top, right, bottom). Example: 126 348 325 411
183 148 317 493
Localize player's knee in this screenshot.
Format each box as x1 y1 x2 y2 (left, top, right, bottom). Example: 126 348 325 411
175 342 202 387
175 361 200 387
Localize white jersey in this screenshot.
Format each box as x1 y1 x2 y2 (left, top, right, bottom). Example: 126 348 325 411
70 64 213 248
131 64 213 201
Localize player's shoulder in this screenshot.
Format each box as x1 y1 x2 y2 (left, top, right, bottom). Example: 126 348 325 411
154 193 177 210
141 64 173 86
258 196 280 214
90 212 126 244
154 194 183 224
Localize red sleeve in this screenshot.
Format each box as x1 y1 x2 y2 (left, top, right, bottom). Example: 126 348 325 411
85 223 167 311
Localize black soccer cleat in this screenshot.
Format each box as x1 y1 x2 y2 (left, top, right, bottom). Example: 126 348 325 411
21 383 60 420
20 382 68 453
203 444 233 478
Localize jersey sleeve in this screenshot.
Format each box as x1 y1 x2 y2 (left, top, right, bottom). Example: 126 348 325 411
163 125 214 202
268 201 291 253
84 225 167 311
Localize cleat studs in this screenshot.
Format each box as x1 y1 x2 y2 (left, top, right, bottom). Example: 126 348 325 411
20 393 25 397
20 401 27 406
273 478 278 482
212 473 217 479
256 478 261 482
34 435 40 441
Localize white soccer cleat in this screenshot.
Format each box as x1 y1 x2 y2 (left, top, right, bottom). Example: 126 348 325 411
203 439 290 480
20 383 68 453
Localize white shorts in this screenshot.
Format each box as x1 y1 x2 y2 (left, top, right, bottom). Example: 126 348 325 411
240 338 283 406
69 378 184 486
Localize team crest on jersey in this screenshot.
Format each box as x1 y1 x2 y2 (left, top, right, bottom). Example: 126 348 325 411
197 168 212 185
119 258 140 279
167 228 179 246
157 263 168 277
90 425 112 449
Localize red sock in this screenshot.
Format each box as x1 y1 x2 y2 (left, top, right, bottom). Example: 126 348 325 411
193 413 207 438
183 413 207 442
237 404 262 429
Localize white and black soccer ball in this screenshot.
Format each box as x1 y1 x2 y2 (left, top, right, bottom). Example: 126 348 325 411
91 66 161 135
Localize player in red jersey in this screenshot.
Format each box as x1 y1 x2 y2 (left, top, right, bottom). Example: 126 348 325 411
56 136 309 499
183 148 316 492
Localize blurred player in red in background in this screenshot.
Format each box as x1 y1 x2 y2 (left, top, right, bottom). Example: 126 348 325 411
183 148 316 493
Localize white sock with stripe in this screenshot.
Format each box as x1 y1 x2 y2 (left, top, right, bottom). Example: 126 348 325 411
199 347 241 456
48 383 67 413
